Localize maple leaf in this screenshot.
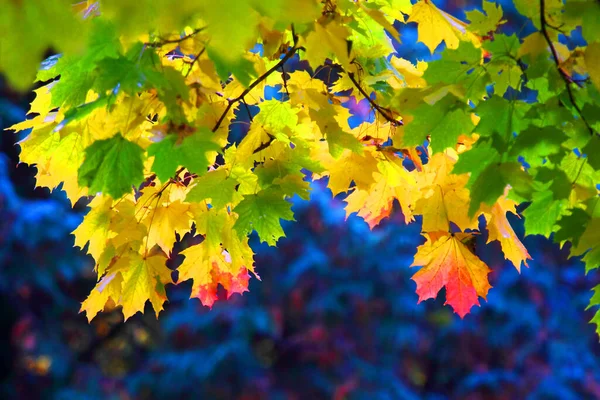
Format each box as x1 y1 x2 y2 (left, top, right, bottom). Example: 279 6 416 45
118 250 174 320
482 193 531 272
411 232 492 318
72 196 116 262
233 188 295 246
80 269 124 322
403 94 475 153
108 197 147 252
78 133 145 198
465 0 504 35
143 200 192 254
585 42 600 92
318 148 379 196
186 169 242 209
304 20 352 69
415 152 479 232
407 0 476 54
345 154 417 227
571 217 600 274
81 249 173 321
148 129 222 182
178 240 250 308
14 119 90 203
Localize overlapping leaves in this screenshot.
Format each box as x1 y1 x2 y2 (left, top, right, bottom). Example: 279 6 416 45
6 0 600 329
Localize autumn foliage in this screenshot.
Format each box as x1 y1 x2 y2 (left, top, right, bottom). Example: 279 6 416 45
4 0 600 329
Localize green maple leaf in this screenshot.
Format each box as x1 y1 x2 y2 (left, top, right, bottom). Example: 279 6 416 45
233 188 295 246
403 94 474 153
572 215 600 274
583 136 600 170
532 167 572 200
509 126 567 166
186 169 242 209
474 96 530 139
423 41 482 85
465 1 504 34
256 100 299 138
555 208 591 247
78 133 145 198
586 284 600 336
523 189 568 237
45 20 122 108
422 41 489 100
483 35 524 98
452 141 500 183
148 129 222 182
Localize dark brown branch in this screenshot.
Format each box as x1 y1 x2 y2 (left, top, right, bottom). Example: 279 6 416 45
184 47 206 78
281 65 290 97
212 35 299 133
253 134 276 154
346 70 402 126
146 27 205 48
540 0 594 136
242 99 254 122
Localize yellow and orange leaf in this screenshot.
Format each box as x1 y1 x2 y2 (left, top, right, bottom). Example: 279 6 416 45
411 232 492 317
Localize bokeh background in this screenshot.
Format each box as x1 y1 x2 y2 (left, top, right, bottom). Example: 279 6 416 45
2 0 600 399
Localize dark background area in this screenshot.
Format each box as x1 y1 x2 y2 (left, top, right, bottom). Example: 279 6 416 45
1 0 600 399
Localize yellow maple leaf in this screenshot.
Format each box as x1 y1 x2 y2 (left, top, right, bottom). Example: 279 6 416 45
483 194 531 272
15 120 90 203
414 152 478 232
80 248 173 321
407 0 478 54
389 57 428 89
345 154 417 227
316 146 379 195
411 231 492 317
143 200 192 254
109 197 147 251
72 195 116 262
118 251 173 320
304 19 352 70
80 270 124 322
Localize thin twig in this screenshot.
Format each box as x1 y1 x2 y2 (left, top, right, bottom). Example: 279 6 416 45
212 31 299 133
540 0 594 136
281 64 290 97
146 27 205 48
184 47 206 78
253 134 276 154
242 99 254 122
345 70 402 126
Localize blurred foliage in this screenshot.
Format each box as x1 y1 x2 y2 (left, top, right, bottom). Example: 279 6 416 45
1 145 600 398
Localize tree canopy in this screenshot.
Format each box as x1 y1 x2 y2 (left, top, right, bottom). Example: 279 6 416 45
4 0 600 330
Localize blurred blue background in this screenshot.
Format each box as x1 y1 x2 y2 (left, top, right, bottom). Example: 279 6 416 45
2 0 600 399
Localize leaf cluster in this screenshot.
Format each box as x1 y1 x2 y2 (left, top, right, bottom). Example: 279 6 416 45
6 0 600 328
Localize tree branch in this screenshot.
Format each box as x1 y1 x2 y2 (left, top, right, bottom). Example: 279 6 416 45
212 34 299 133
345 70 402 126
146 27 205 48
540 0 594 136
184 47 206 78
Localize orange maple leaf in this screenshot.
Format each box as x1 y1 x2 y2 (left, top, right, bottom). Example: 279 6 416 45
411 231 492 317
